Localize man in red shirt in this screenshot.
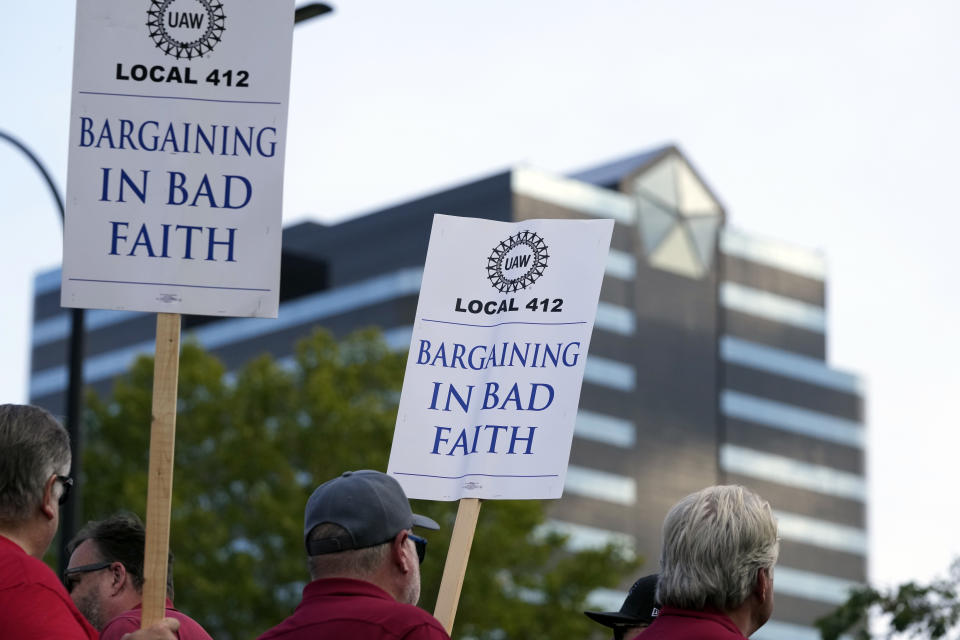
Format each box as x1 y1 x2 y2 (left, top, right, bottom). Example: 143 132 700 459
642 485 778 639
257 470 451 640
0 404 179 640
65 512 214 640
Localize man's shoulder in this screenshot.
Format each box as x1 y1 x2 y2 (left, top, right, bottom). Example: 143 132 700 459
0 577 98 639
258 591 449 640
100 605 215 640
0 541 60 590
643 607 746 640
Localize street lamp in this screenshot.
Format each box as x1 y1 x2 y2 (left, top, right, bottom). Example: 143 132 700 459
0 130 85 575
295 3 334 24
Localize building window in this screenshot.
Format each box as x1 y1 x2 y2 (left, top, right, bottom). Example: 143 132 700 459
720 282 826 333
720 444 866 502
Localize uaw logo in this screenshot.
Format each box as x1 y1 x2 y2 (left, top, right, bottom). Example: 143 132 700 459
486 230 549 293
147 0 226 60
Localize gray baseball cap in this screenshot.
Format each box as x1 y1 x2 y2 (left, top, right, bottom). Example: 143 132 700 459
304 470 439 555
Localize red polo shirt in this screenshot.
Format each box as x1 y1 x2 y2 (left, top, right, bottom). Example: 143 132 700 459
0 534 98 640
99 600 214 640
641 606 749 639
256 577 451 640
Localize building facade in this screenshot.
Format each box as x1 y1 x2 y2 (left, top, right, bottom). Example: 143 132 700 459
30 145 865 639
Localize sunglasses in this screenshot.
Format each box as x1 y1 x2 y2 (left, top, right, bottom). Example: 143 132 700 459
408 533 427 564
56 475 74 506
63 561 112 593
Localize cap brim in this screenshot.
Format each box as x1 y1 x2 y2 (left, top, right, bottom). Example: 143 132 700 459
412 513 440 530
584 610 647 627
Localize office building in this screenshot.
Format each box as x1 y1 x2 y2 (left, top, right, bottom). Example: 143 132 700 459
30 145 865 639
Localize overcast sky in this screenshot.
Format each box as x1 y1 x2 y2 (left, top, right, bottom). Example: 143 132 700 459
2 1 958 591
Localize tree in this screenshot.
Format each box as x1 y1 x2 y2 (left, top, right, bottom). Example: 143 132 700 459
81 328 639 639
816 560 960 640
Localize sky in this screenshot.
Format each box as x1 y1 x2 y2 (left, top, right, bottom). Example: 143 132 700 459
2 1 958 592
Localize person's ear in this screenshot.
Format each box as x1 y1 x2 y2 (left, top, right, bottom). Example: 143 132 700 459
40 474 58 520
391 530 412 574
108 562 128 595
755 567 771 602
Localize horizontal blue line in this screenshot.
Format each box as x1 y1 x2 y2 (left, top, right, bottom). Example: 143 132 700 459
422 318 587 328
69 278 271 292
78 90 282 105
393 472 559 479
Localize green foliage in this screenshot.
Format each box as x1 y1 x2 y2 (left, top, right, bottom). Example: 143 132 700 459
81 328 639 639
816 560 960 640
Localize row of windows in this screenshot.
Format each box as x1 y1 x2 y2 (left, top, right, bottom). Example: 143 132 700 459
721 444 866 502
563 465 637 505
720 281 826 333
721 389 864 449
721 335 862 394
534 519 635 556
774 510 867 556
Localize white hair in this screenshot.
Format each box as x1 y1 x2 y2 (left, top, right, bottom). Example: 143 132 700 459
656 485 779 610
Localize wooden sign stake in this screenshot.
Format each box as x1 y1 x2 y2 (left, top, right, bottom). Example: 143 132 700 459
434 497 482 635
141 313 181 628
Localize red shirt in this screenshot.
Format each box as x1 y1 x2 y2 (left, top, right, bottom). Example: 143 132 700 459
100 600 214 640
256 577 451 640
641 606 748 640
0 534 98 640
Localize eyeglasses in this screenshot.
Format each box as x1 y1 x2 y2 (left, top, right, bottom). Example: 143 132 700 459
63 561 112 593
408 533 427 564
56 475 74 506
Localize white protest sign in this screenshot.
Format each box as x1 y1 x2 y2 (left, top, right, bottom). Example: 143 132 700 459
388 214 614 501
62 0 295 317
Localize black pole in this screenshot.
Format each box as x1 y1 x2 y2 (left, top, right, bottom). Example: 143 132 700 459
0 130 85 574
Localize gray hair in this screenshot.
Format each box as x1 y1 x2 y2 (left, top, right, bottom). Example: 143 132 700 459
0 404 71 525
306 523 391 582
657 485 779 611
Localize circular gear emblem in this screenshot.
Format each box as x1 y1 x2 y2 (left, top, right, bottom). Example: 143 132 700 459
486 231 549 293
147 0 226 60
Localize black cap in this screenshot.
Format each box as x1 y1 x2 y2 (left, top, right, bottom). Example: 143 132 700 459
304 470 439 555
584 574 660 628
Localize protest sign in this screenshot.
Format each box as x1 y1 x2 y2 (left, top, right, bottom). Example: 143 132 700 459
62 0 295 318
388 214 614 501
62 1 295 626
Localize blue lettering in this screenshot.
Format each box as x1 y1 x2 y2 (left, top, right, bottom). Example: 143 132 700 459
109 221 128 255
482 382 500 410
431 426 451 454
507 426 536 454
417 341 432 365
80 117 94 147
222 175 252 209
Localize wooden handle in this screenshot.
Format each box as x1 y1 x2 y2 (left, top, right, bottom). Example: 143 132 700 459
141 313 181 628
433 498 482 635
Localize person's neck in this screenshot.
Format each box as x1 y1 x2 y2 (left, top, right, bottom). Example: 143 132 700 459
0 522 49 559
722 602 760 638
